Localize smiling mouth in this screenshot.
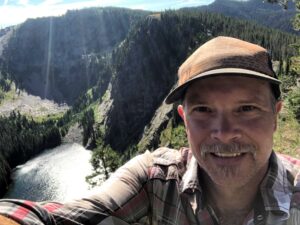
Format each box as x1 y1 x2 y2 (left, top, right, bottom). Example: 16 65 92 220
211 152 245 158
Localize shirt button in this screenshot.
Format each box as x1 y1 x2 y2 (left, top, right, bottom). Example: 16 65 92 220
257 215 264 221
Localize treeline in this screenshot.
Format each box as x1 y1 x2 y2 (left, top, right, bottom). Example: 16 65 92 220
0 111 61 195
160 10 298 60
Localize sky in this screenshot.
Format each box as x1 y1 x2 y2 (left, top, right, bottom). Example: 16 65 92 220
0 0 214 28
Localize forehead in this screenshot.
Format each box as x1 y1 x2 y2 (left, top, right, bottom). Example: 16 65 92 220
184 76 272 102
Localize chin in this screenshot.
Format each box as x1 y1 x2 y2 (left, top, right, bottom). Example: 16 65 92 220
204 165 257 187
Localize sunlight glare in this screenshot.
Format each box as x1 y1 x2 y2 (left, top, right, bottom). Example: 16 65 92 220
44 17 53 99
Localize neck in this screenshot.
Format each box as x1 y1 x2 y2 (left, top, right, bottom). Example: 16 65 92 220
206 183 255 214
202 166 268 224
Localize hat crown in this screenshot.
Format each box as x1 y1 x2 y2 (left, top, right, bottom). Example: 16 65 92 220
165 36 281 104
178 36 275 86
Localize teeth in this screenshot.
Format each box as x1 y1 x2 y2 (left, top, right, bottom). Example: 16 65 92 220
213 153 242 158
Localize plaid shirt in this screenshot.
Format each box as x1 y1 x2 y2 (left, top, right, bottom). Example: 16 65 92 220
1 147 300 225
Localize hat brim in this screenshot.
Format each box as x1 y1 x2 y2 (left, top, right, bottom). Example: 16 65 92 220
165 68 281 104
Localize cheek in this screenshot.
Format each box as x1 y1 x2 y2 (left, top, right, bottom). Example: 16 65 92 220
240 117 275 150
242 116 275 136
185 118 210 141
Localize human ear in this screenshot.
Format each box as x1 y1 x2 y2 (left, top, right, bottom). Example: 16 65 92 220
275 100 283 114
274 101 283 131
177 105 185 122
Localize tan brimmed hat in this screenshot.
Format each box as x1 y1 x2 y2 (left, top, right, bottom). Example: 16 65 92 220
165 36 281 104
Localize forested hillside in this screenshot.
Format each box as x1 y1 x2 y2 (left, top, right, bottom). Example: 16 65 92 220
194 0 298 34
0 7 149 104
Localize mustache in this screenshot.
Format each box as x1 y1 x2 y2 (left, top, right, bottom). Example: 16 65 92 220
200 142 257 158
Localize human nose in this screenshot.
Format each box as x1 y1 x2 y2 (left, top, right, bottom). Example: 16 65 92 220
210 113 242 143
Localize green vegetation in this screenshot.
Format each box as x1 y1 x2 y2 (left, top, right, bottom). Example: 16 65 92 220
0 111 61 195
86 133 121 186
271 0 300 155
0 72 13 103
160 120 188 149
287 87 300 121
274 98 300 157
274 55 300 157
80 108 96 147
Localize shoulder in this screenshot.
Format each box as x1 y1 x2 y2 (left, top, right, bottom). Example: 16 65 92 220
151 147 188 165
148 147 189 181
276 153 300 178
105 147 189 184
276 153 300 219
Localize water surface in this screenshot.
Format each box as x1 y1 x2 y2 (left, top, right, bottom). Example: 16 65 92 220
5 143 94 202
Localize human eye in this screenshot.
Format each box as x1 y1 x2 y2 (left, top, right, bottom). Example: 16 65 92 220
238 105 258 112
192 106 212 113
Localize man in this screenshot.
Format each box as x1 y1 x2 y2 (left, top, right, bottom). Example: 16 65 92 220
0 36 300 225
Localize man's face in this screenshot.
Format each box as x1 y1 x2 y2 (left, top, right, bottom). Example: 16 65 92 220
178 76 282 188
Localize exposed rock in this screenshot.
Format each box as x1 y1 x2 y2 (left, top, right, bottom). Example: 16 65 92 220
104 16 185 152
137 101 174 152
62 122 83 144
0 89 69 117
0 27 14 56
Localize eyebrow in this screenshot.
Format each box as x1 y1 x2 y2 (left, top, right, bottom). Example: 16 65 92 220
184 93 207 105
185 93 268 106
237 94 267 104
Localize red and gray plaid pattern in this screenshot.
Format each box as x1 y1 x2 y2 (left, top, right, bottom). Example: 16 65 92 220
0 147 300 225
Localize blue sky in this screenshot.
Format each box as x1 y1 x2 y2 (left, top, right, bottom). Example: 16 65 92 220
0 0 214 28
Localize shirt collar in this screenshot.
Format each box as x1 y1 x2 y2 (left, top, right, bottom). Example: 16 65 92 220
260 152 293 218
181 155 201 193
180 150 293 217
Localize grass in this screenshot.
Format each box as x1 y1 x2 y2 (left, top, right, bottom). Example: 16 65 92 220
0 83 19 105
274 100 300 157
32 112 65 123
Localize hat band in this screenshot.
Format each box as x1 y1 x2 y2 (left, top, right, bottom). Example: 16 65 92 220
181 68 281 85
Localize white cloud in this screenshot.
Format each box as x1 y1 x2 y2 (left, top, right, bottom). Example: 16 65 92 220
0 0 105 28
176 0 213 7
18 0 29 5
129 0 213 11
40 0 64 6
